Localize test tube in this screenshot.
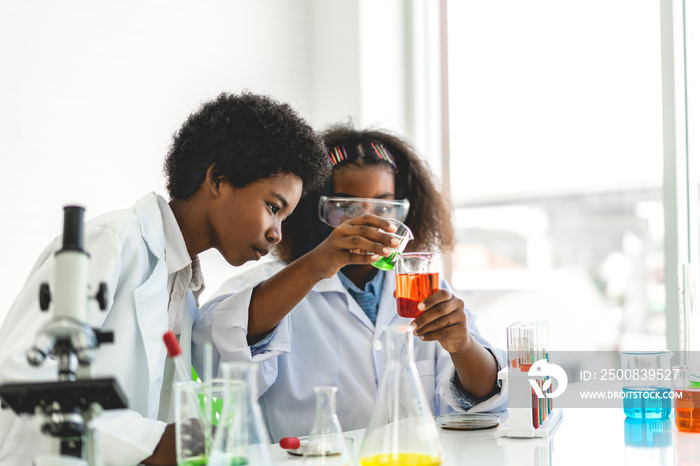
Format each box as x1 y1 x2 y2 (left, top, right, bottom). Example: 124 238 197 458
522 324 539 428
506 323 516 369
536 320 552 417
507 321 525 370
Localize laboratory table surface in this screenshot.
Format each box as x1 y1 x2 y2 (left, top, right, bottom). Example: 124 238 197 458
270 408 699 466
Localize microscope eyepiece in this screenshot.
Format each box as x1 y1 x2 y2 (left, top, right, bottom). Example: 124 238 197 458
60 206 86 253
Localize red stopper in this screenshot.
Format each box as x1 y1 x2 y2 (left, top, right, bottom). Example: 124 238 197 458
279 437 301 449
163 331 182 357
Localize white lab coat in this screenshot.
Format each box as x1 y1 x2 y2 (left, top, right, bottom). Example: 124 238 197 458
0 193 196 466
193 261 507 441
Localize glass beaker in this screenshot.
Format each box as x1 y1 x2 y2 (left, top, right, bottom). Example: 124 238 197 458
359 326 442 466
209 361 273 466
175 380 223 466
372 219 414 271
394 252 440 318
672 364 700 433
619 351 673 419
302 385 351 466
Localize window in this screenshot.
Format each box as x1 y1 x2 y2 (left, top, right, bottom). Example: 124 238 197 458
446 0 665 351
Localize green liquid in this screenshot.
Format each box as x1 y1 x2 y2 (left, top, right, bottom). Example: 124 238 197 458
372 252 398 271
196 393 223 426
179 457 248 466
179 456 207 466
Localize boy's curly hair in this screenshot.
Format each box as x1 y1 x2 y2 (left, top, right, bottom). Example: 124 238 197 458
164 92 330 199
275 124 454 263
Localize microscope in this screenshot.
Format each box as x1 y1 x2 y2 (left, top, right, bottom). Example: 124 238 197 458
0 206 127 465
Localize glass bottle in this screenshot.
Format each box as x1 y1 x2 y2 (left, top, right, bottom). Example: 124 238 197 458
303 385 351 466
358 325 442 466
208 361 273 466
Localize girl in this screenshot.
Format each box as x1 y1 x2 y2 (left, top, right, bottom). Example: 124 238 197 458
194 125 506 441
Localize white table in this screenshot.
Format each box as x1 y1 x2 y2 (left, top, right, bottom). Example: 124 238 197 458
270 409 700 466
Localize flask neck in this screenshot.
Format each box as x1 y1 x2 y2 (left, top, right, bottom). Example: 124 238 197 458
385 325 415 366
314 385 339 420
223 361 259 401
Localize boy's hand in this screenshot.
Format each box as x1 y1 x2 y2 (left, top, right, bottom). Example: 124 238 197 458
307 214 400 280
411 290 472 355
141 423 177 465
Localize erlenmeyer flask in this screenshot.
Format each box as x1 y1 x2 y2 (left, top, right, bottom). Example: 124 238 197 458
303 385 351 466
359 325 442 466
208 361 273 466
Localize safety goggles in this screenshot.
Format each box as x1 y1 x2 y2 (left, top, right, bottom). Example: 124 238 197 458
318 195 410 228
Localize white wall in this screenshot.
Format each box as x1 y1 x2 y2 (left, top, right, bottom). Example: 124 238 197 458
0 0 313 323
0 0 421 324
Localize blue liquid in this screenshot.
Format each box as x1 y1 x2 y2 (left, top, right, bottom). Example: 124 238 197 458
623 386 672 419
623 417 672 448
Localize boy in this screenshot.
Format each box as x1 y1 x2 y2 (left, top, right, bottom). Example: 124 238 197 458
0 92 329 465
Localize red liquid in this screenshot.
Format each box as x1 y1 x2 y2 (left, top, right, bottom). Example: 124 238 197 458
675 388 700 432
395 273 439 318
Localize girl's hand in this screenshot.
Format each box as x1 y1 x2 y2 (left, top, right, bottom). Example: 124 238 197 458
307 214 401 280
411 290 472 355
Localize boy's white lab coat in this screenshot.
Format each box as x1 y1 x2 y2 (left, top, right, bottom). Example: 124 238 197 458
0 193 195 466
194 261 507 441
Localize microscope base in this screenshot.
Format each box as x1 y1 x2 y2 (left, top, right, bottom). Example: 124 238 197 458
0 377 128 462
0 377 127 415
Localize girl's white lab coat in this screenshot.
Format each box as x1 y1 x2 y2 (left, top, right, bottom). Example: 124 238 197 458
0 193 196 466
194 261 507 441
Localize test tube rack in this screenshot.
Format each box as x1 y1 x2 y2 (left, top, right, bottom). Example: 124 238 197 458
496 321 563 438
